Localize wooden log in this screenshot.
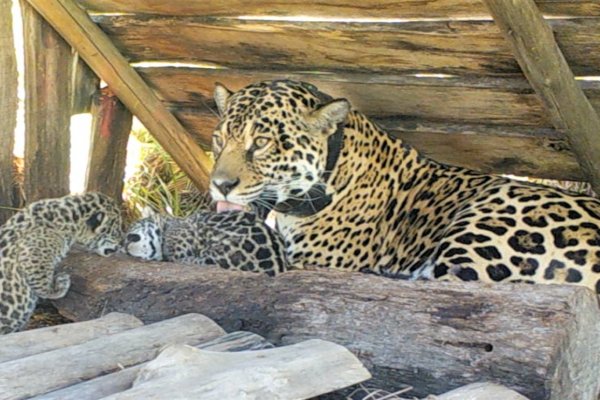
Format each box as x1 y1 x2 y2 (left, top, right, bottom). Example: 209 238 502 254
71 53 99 114
483 0 600 195
139 67 600 128
92 15 600 76
0 312 142 363
20 0 72 201
0 313 225 400
53 253 600 400
104 340 370 400
24 0 212 190
0 0 18 225
76 0 600 20
433 382 530 400
85 87 132 202
173 109 582 181
34 331 273 400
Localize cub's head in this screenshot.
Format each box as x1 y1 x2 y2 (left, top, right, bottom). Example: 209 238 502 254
210 80 350 212
76 192 123 256
123 214 164 261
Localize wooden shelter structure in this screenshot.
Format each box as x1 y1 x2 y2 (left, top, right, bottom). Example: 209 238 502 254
2 0 600 225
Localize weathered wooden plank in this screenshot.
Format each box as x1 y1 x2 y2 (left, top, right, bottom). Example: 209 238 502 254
77 0 600 18
85 87 132 202
53 253 600 400
93 16 600 76
71 53 99 114
25 0 213 190
139 67 600 128
105 340 370 400
20 0 72 202
0 313 224 400
484 0 600 201
34 331 273 400
172 109 583 180
0 313 143 363
0 0 18 225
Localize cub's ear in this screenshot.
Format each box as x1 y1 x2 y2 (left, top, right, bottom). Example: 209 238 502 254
214 82 233 117
86 211 105 231
308 99 350 135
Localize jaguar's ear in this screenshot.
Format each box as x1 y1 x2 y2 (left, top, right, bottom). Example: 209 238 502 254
214 82 233 117
308 99 350 135
86 211 105 231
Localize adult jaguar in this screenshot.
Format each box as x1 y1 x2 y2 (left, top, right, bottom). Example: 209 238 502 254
210 79 600 293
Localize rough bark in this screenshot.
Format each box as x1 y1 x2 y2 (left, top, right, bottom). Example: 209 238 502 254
0 312 142 363
0 0 18 225
34 331 273 400
85 87 132 202
105 340 370 400
20 0 72 202
0 313 225 399
53 252 600 400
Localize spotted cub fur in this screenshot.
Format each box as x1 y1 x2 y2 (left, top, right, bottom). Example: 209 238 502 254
124 211 288 276
0 193 122 334
210 79 600 293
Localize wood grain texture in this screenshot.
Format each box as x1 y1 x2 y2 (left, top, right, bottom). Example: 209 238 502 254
24 0 213 190
0 313 143 364
484 0 600 198
86 87 132 202
0 314 225 400
71 54 99 114
107 340 370 400
52 252 600 400
92 15 600 76
77 0 600 18
0 0 18 224
172 109 583 180
34 331 273 400
139 67 600 128
20 0 72 202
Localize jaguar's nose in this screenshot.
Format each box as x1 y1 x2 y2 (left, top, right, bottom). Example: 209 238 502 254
213 177 241 196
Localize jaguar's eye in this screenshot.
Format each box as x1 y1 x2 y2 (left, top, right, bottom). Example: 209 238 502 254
213 134 224 150
253 137 270 149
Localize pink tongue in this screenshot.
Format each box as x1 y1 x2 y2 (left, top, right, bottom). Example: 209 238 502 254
217 201 245 213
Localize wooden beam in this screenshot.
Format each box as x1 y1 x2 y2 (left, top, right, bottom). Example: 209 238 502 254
0 0 18 224
483 0 600 194
71 53 99 114
54 252 600 400
25 0 212 190
20 0 72 202
85 87 132 202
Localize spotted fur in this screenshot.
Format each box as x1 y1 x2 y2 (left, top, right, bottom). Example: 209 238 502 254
124 211 288 276
209 79 600 293
0 193 122 334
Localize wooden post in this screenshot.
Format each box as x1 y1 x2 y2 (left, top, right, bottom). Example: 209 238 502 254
20 0 72 202
71 53 99 115
24 0 213 190
85 87 132 202
483 0 600 194
0 0 18 224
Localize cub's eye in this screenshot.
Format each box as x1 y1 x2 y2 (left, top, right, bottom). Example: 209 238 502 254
253 137 270 149
212 134 224 150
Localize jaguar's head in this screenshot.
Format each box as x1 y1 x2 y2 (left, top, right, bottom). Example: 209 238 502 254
210 80 349 215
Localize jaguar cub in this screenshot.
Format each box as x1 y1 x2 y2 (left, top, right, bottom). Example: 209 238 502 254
124 211 288 276
0 192 122 334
